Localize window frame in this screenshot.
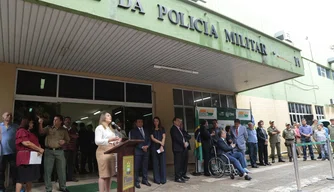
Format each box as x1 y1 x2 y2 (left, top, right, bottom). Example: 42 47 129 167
14 69 153 107
173 88 235 132
315 105 325 120
288 102 312 124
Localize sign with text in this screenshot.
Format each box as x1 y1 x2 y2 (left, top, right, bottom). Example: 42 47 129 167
217 108 236 120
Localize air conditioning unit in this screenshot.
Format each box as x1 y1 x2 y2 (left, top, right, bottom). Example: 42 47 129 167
274 31 293 44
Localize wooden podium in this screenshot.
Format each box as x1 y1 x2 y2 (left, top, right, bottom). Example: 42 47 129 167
104 139 144 192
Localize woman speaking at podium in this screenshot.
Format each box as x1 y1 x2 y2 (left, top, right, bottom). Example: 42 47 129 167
95 112 122 192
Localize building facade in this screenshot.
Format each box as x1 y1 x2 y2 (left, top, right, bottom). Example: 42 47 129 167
0 0 304 164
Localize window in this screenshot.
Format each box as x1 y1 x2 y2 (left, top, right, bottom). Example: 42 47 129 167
173 89 183 105
317 65 332 79
183 90 194 106
95 80 124 102
172 88 236 132
227 95 236 108
202 92 211 107
126 83 152 103
16 70 57 97
211 94 220 107
288 102 312 124
315 106 325 120
193 92 203 106
59 75 93 99
220 95 228 108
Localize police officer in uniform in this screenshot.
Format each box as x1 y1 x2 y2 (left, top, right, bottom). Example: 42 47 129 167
267 120 285 163
282 123 295 162
38 115 70 192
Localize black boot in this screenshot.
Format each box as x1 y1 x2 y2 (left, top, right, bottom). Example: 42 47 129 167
272 158 275 163
279 158 285 162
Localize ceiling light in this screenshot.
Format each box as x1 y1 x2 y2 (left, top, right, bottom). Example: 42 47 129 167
154 65 199 74
194 97 211 103
81 117 88 120
40 78 45 89
143 113 152 117
94 111 101 115
114 111 122 115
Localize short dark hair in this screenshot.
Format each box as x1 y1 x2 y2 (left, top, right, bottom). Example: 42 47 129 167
258 120 264 126
173 117 180 122
64 116 71 121
234 119 241 123
54 115 63 122
200 119 207 126
213 119 218 122
225 125 231 132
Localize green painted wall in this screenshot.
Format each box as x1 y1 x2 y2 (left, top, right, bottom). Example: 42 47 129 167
240 58 334 105
29 0 303 76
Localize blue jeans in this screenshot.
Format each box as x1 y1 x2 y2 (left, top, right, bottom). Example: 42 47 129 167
301 137 314 159
320 143 329 159
247 143 258 166
224 152 246 174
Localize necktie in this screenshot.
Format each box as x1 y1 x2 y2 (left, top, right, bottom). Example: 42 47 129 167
139 128 145 139
236 127 238 136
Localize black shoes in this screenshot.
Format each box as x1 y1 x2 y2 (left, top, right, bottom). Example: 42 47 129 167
244 175 252 180
252 165 259 168
175 178 185 183
135 183 141 188
183 175 190 180
142 181 151 186
279 158 285 162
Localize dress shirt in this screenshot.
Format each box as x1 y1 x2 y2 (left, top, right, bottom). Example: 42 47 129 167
0 122 19 155
247 129 258 143
95 125 116 146
294 128 301 138
299 125 313 136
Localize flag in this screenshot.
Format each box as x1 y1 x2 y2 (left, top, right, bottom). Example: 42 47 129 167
194 108 203 161
250 101 255 127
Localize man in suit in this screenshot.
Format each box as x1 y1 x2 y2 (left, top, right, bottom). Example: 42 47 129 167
216 130 251 181
180 122 191 180
230 119 248 169
256 120 271 166
199 119 212 176
129 118 151 188
170 117 188 183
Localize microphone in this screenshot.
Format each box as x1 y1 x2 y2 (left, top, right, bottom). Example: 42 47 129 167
112 122 121 130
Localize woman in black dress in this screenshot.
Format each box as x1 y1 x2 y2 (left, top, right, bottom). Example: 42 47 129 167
150 117 166 184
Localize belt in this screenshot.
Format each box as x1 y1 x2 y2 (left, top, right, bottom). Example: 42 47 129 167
286 139 294 141
46 147 63 150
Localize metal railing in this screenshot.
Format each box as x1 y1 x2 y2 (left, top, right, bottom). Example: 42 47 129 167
292 139 334 191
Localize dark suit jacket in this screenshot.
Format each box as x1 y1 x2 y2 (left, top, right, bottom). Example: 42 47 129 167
170 125 185 152
200 125 212 150
216 137 233 156
256 127 268 144
130 127 151 155
182 128 191 150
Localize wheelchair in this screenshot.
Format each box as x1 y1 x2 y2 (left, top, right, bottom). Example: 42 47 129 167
208 145 239 179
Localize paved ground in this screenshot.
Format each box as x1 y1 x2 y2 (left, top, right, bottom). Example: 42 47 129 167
32 157 334 192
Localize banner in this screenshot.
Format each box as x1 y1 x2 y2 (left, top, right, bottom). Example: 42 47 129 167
236 109 251 121
196 107 217 120
217 108 236 120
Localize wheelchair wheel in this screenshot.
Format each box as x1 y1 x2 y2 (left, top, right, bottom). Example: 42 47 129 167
208 157 225 178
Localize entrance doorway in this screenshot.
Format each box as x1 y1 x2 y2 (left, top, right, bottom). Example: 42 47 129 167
14 100 153 134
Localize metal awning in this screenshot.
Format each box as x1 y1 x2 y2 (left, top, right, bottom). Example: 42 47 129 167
0 0 301 92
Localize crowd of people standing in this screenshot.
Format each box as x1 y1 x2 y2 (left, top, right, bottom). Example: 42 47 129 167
1 110 334 192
